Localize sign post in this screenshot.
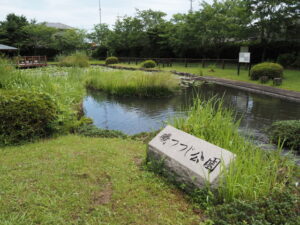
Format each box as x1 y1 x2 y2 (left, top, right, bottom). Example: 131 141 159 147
238 47 251 76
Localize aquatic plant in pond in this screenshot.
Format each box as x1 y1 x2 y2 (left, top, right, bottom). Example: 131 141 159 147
85 70 180 97
270 120 300 152
171 97 296 202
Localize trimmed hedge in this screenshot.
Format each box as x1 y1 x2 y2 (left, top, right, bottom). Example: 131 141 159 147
0 90 58 145
141 60 156 68
269 120 300 152
105 56 118 65
250 62 283 80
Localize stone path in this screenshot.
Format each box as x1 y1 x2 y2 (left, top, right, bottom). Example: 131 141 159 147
173 71 300 103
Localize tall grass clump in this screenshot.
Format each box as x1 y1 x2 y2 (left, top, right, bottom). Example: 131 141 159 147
172 97 295 202
58 52 89 67
0 65 87 135
85 70 180 97
0 57 15 88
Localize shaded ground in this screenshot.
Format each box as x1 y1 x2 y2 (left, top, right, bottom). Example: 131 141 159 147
0 135 201 225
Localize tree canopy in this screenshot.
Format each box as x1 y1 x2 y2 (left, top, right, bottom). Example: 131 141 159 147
1 0 299 61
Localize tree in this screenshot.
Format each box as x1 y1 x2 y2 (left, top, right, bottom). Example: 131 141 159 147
246 0 300 60
52 29 87 54
22 23 56 55
0 13 29 48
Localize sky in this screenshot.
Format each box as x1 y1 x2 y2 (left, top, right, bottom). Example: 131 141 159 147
0 0 211 31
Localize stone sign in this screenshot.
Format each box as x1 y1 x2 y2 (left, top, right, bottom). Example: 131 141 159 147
147 125 236 188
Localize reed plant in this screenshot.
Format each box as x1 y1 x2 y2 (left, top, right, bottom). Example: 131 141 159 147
172 97 295 202
85 70 180 97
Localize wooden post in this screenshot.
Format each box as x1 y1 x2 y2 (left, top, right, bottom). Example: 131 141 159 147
248 63 251 76
202 60 205 68
237 63 241 75
185 58 188 67
222 60 225 69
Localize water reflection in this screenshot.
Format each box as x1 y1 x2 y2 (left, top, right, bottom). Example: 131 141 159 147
83 84 300 138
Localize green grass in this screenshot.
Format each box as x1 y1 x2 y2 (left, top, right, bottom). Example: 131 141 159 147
57 52 90 68
0 65 87 135
165 64 300 92
0 66 85 109
93 60 300 92
85 69 180 97
0 135 200 225
171 97 296 202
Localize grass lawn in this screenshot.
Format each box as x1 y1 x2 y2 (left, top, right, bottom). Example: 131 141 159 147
0 135 201 225
163 64 300 92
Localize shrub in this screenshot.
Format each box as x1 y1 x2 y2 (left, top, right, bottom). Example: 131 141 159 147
259 75 269 83
77 124 127 138
277 53 296 67
105 56 118 65
250 62 283 80
269 120 300 152
292 55 300 68
58 52 89 67
141 60 156 68
0 90 58 145
208 188 300 225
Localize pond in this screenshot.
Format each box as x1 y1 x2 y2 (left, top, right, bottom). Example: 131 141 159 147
84 83 300 147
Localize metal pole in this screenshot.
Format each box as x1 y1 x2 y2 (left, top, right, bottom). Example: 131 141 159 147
99 0 102 25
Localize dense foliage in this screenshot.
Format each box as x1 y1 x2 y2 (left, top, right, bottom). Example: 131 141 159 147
270 120 300 152
0 90 58 145
0 14 87 57
77 124 127 138
58 52 89 67
250 62 283 80
208 188 300 225
105 56 119 65
88 1 300 62
1 0 299 61
141 60 157 68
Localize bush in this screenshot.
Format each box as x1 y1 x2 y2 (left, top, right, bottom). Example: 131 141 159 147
58 52 89 67
270 120 300 152
77 125 127 138
250 62 283 80
105 56 118 65
0 90 58 145
208 188 300 225
259 75 269 83
277 53 296 67
140 60 156 68
292 55 300 68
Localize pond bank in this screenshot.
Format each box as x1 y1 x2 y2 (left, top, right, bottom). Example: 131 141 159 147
94 64 300 103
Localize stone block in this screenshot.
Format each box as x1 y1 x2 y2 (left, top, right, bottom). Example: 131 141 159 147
147 125 236 189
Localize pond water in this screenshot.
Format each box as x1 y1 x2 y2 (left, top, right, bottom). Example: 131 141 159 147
84 83 300 147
